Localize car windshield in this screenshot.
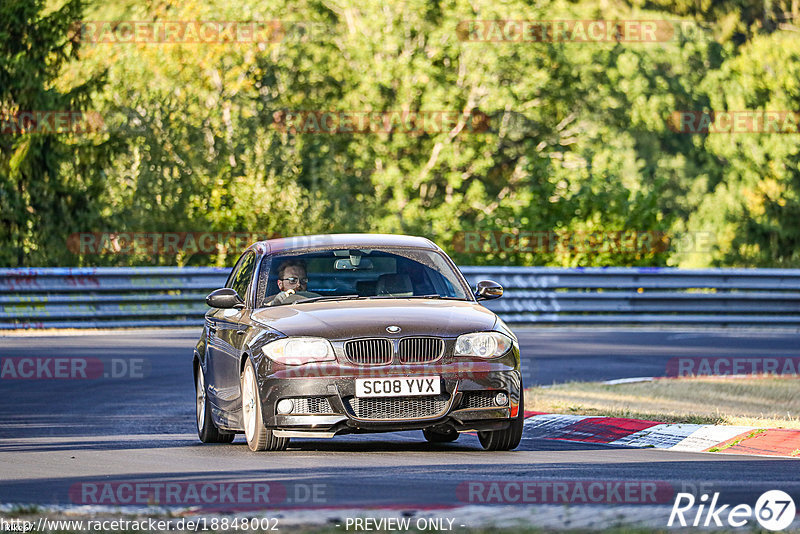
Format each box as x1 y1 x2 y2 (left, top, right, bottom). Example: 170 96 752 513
257 248 470 307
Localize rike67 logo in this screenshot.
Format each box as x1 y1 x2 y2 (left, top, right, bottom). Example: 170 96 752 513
669 490 796 531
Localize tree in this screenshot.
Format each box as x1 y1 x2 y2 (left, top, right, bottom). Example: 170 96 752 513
0 0 111 266
684 31 800 266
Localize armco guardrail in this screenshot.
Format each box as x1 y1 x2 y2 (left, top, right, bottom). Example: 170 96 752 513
1 266 799 329
0 267 229 329
459 267 800 325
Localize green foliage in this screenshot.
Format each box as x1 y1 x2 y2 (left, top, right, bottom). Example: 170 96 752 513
684 31 800 266
0 0 109 266
1 0 798 267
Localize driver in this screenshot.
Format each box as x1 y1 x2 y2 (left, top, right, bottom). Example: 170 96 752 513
266 259 320 306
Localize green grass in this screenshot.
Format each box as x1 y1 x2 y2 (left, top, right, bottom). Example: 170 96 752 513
525 376 800 429
5 504 41 516
0 522 759 534
707 429 766 452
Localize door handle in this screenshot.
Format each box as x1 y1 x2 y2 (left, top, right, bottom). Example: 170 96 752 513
236 329 246 336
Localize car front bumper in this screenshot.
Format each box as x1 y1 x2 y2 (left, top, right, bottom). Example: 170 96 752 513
257 364 522 436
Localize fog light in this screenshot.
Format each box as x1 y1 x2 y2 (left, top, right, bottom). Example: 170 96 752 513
277 399 295 414
495 392 508 406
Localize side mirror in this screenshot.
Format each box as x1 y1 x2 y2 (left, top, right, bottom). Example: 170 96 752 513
206 288 245 309
475 280 503 300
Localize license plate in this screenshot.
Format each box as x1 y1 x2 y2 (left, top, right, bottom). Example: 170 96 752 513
355 376 441 398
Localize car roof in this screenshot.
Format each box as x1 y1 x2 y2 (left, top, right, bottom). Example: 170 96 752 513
252 233 440 255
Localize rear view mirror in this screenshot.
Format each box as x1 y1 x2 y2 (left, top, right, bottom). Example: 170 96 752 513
334 258 374 270
206 288 245 309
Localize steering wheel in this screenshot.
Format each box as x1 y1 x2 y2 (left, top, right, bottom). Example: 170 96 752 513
267 290 320 306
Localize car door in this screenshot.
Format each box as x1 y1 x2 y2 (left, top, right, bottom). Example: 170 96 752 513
207 250 257 417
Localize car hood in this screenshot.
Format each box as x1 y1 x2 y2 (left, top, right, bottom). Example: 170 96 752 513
251 299 497 339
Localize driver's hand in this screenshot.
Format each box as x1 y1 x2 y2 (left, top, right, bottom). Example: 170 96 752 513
270 290 295 306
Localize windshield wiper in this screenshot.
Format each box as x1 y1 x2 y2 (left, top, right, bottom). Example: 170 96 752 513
408 294 467 300
290 294 361 304
366 294 466 300
290 294 467 304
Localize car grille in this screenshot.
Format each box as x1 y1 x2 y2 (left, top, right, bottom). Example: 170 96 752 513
398 337 444 364
345 339 393 365
459 391 498 409
291 397 335 415
346 395 450 420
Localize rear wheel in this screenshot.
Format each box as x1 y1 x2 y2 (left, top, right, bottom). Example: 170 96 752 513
196 365 235 443
423 426 459 443
241 359 289 452
478 390 525 451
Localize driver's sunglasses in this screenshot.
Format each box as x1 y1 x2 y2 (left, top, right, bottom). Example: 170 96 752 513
280 277 308 284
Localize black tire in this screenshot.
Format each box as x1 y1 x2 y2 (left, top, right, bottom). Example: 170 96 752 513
196 364 235 444
423 427 459 443
478 390 525 451
241 358 289 452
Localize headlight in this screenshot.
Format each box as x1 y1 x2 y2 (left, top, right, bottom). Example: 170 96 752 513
262 337 335 365
454 332 513 358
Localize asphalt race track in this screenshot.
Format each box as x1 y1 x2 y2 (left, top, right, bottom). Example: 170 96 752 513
1 327 798 523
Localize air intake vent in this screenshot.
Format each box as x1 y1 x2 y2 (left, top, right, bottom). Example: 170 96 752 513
459 391 498 409
346 395 450 420
292 397 335 415
398 337 445 364
345 338 393 365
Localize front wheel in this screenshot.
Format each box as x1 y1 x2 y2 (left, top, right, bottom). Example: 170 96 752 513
241 359 289 452
478 390 525 451
196 365 235 444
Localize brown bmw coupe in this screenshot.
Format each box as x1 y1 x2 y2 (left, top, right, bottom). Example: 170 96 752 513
194 234 523 451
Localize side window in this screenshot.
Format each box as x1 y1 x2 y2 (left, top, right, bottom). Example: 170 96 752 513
229 251 256 303
226 253 248 289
